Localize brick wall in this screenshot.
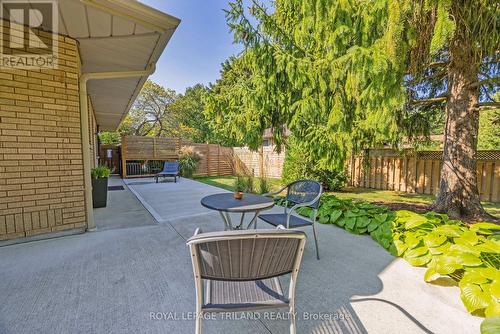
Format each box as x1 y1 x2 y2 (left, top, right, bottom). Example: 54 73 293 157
0 25 87 240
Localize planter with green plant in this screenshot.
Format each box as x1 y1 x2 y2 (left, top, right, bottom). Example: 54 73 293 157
91 165 110 208
233 175 247 200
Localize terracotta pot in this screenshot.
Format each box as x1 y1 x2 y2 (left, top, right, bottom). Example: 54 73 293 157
234 191 244 200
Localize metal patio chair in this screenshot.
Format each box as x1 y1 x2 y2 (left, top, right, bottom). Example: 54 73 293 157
258 179 322 260
187 227 307 334
155 161 180 183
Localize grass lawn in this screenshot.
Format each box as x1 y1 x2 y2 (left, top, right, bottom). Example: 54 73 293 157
194 176 283 193
333 187 499 218
195 176 500 218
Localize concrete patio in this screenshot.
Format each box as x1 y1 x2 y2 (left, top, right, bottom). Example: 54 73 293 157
0 177 481 334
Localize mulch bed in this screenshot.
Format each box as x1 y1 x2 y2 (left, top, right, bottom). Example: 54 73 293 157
371 201 431 214
370 201 500 224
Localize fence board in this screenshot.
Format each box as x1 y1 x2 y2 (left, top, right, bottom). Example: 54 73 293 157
121 136 234 178
492 163 500 202
394 158 401 191
431 161 440 194
483 162 493 202
349 149 500 203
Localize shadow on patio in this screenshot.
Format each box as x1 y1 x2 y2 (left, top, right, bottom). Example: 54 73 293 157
0 177 480 334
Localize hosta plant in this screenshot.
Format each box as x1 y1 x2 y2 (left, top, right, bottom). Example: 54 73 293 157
392 211 500 317
282 195 500 318
285 195 395 250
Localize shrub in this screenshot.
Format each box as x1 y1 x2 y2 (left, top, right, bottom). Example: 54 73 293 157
91 165 110 179
233 175 247 192
311 169 349 191
98 131 121 145
282 136 348 190
282 137 311 184
245 175 254 193
258 177 271 194
179 146 201 178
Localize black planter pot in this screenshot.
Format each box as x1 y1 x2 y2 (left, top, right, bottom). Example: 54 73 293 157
92 177 108 208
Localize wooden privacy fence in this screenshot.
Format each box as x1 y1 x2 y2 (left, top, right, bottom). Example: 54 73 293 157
348 149 500 203
120 136 233 178
232 146 285 178
180 141 233 177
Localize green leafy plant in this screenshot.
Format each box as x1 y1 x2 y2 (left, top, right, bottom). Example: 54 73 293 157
258 177 271 194
282 136 349 191
179 146 201 178
91 165 110 179
233 175 247 193
245 175 254 193
481 317 500 334
288 195 500 318
311 169 349 191
312 195 395 247
390 211 500 317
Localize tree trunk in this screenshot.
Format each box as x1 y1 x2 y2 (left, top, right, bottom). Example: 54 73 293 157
432 33 495 222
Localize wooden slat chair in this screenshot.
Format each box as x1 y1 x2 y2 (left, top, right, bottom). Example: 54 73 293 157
258 179 322 260
187 227 307 334
155 161 180 183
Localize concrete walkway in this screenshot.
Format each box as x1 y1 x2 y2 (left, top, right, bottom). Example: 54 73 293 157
94 176 157 231
0 177 481 334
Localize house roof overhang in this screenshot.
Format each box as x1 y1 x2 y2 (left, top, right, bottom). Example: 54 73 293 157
3 0 180 130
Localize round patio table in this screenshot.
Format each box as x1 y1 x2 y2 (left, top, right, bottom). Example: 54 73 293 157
201 193 275 230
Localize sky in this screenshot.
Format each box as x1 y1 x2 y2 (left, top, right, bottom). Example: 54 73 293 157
139 0 243 94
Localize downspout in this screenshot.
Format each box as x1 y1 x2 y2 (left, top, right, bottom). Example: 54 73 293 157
79 64 156 231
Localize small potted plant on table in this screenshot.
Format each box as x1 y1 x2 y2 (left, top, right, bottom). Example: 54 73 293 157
91 165 111 208
233 175 247 200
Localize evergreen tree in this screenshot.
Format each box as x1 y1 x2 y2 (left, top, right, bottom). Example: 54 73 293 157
217 0 499 221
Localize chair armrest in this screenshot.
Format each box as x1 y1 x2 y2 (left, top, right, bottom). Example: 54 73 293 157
287 191 322 215
262 184 289 197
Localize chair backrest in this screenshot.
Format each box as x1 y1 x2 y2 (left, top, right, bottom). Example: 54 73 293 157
285 179 322 209
187 229 306 281
163 161 179 172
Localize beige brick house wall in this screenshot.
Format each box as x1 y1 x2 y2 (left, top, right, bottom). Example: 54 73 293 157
0 26 88 240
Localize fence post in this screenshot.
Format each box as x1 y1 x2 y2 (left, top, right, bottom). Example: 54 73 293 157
217 145 220 176
121 135 127 178
206 144 210 176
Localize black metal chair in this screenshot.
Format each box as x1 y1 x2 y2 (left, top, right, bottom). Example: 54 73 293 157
155 161 180 183
258 179 322 259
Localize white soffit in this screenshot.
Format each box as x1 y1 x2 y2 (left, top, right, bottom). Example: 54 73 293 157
55 0 180 130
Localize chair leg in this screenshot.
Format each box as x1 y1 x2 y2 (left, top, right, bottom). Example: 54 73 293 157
289 306 296 334
195 314 202 334
312 223 320 260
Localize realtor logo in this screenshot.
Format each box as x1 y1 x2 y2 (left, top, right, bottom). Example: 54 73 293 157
0 0 58 69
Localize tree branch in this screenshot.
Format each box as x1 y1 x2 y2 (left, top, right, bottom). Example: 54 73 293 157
470 77 500 88
426 61 449 69
410 96 447 105
476 102 500 110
